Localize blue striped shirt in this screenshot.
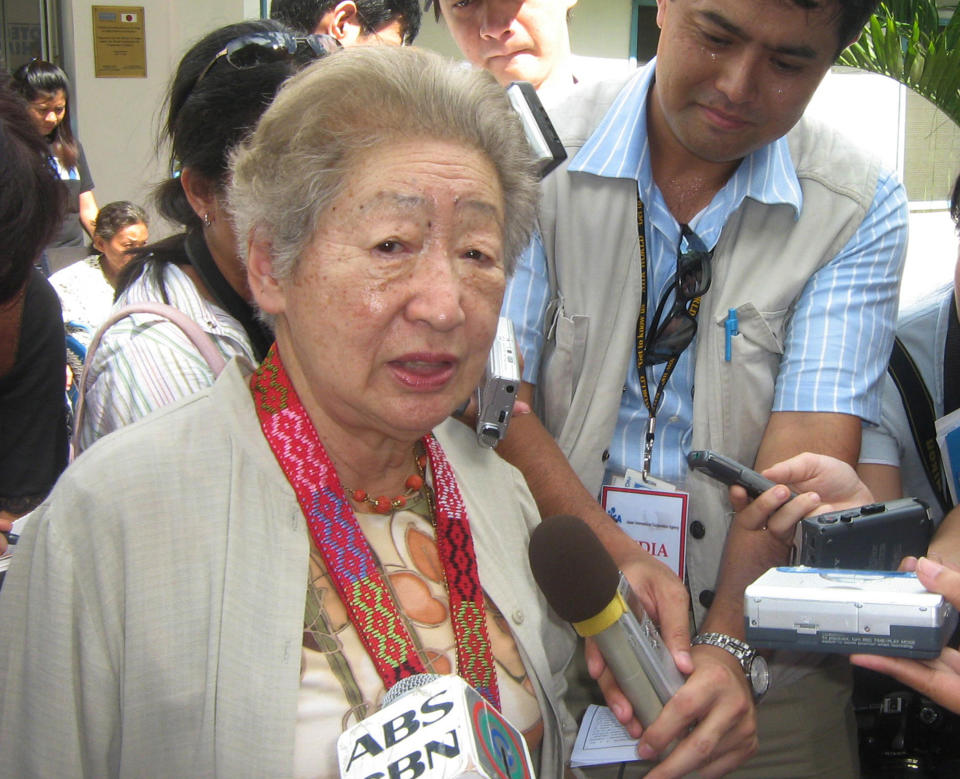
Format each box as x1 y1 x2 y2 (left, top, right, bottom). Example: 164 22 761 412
503 59 908 487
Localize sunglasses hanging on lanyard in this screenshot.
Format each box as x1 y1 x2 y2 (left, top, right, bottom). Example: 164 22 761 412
635 202 713 480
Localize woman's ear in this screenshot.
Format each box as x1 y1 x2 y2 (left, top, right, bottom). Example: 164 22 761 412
246 231 286 316
179 167 218 224
92 234 107 255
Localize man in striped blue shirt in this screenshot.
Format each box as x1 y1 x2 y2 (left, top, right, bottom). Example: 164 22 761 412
497 0 907 774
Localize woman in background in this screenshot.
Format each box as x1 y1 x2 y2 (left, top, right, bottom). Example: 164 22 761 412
50 200 149 337
50 201 149 413
0 75 68 552
73 20 337 453
12 60 97 267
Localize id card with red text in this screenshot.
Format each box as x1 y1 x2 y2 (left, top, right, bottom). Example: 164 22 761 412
601 484 688 579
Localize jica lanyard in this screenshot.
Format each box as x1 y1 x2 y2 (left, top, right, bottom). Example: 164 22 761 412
634 202 710 478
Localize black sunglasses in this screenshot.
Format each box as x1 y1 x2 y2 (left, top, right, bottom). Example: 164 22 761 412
642 226 713 366
195 31 340 86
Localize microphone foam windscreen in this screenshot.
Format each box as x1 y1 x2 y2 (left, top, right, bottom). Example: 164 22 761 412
381 673 442 708
528 514 621 623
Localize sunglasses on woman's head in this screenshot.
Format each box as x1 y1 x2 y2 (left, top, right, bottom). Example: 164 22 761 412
194 31 341 87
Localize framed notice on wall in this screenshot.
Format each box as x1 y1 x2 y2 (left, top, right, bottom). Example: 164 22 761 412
92 6 146 78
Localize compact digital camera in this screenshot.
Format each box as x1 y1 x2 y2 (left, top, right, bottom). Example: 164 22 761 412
506 81 566 178
476 317 520 448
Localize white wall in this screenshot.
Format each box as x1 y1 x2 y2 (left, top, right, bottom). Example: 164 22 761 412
805 67 903 174
412 7 461 59
61 0 259 237
569 0 632 59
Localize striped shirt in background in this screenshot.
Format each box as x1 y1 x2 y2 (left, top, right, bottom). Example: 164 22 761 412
75 262 256 454
503 58 909 489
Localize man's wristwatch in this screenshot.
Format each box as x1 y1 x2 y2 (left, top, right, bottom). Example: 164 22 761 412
692 632 770 700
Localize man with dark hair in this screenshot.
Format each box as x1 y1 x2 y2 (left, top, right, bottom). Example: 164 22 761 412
430 0 576 96
270 0 421 45
498 0 907 775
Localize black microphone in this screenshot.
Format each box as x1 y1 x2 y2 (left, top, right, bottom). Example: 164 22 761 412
528 515 685 727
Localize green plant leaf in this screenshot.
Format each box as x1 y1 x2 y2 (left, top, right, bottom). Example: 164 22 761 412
839 1 960 128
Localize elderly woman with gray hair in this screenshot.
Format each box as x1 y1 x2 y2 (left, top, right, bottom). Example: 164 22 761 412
0 45 577 777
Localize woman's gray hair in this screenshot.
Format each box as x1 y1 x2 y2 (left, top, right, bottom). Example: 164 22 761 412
227 45 540 286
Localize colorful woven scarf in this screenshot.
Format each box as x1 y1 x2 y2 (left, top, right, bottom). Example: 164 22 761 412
251 344 501 709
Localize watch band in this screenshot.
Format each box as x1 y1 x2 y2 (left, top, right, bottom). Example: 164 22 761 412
692 632 769 700
692 632 753 657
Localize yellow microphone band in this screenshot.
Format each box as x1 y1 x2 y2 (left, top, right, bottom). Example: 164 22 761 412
572 592 627 637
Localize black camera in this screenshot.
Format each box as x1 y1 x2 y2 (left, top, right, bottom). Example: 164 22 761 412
796 497 933 571
856 673 960 778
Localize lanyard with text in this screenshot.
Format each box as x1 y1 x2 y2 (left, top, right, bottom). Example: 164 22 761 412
634 201 703 479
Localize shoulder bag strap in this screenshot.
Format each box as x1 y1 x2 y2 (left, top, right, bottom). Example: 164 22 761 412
184 230 272 360
71 301 227 460
942 295 960 418
887 336 952 514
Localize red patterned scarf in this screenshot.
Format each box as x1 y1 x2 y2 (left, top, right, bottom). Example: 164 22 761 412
251 344 500 708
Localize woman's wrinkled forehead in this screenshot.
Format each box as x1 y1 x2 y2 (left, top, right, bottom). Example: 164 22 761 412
321 139 504 226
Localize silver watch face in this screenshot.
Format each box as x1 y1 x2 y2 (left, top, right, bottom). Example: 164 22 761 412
748 653 770 697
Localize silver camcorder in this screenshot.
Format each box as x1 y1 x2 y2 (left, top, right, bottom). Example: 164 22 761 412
476 317 520 448
745 566 958 659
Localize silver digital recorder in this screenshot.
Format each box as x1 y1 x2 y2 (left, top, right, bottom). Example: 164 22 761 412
745 566 957 659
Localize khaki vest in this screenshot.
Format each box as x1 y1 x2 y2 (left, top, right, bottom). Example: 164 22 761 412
535 75 880 635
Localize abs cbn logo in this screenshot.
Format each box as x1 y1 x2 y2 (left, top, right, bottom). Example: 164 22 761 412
343 691 462 778
471 701 532 779
339 682 533 779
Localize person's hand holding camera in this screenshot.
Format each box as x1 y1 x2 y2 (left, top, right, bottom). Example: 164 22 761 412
850 557 960 715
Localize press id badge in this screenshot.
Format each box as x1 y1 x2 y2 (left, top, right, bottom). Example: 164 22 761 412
601 469 688 579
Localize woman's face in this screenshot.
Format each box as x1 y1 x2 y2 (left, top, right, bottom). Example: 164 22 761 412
27 89 66 136
94 222 149 282
260 138 507 442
